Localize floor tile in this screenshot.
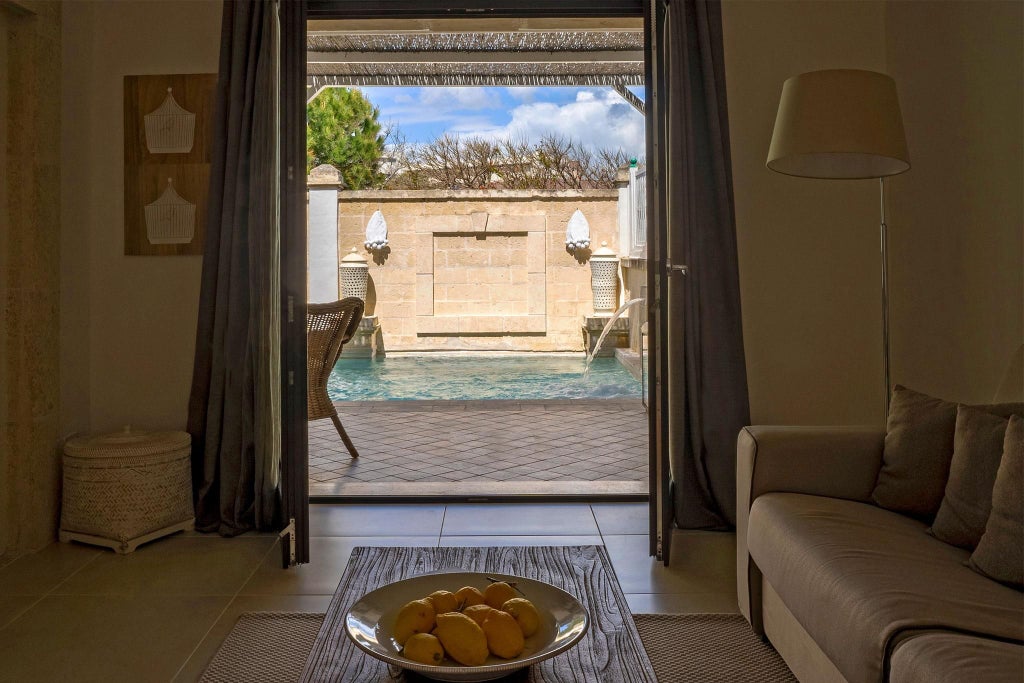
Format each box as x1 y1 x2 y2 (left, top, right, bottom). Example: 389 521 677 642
240 536 436 596
625 592 739 614
441 504 600 536
602 532 736 595
172 594 331 682
671 530 737 582
0 542 101 595
0 595 39 629
440 535 603 547
309 504 445 536
55 536 276 596
592 502 649 535
0 594 229 682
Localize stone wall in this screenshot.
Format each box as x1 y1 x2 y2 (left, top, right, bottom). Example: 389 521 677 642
621 258 647 355
337 190 620 352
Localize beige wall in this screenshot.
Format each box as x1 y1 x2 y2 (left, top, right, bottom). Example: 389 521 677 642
886 0 1023 405
2 0 62 555
722 0 1023 426
337 190 619 352
61 0 220 436
723 0 889 425
32 0 1017 549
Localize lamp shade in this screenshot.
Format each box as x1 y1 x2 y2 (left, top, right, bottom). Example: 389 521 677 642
767 69 910 179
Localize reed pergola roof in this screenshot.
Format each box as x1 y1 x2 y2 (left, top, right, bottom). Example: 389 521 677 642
306 30 645 89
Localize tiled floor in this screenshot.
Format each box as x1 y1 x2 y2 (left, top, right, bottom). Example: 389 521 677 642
0 502 737 682
309 399 648 497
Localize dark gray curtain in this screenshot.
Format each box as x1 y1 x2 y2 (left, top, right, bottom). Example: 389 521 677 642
665 0 750 529
188 0 282 536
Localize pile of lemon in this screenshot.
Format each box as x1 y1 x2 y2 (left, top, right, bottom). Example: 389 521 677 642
393 581 542 667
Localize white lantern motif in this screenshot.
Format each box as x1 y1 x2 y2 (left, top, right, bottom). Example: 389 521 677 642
144 178 196 245
144 88 196 154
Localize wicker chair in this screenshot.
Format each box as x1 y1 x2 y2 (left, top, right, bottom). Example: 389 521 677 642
307 297 364 457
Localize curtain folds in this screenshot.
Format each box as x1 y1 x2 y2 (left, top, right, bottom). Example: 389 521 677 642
187 0 282 536
664 0 750 529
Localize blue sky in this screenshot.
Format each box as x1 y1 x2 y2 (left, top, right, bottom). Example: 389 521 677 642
361 86 645 156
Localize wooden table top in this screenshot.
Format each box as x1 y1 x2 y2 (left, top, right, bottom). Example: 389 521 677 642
301 545 657 682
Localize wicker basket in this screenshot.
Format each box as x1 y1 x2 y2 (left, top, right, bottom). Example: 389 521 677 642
59 429 195 554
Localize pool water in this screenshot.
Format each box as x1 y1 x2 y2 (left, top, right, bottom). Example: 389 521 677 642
327 355 642 401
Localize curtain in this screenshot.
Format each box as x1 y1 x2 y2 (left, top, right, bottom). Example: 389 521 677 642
187 0 282 535
665 0 750 529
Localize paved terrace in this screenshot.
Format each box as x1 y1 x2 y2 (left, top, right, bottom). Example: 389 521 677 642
309 399 647 498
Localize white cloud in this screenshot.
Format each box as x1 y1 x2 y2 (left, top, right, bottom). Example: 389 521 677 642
418 87 502 111
506 87 540 102
457 89 644 156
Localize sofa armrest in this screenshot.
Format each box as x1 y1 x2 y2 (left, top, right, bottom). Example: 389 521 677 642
736 426 885 633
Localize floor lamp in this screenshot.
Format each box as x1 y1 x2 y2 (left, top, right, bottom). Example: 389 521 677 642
766 69 910 416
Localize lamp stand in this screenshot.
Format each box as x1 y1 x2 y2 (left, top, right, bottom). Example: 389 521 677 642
879 177 891 417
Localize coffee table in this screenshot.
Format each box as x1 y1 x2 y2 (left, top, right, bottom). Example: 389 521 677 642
301 545 657 682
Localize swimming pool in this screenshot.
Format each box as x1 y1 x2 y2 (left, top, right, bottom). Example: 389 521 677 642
327 354 642 401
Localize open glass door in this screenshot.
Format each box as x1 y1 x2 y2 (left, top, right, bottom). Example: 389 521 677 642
644 0 673 566
281 0 311 566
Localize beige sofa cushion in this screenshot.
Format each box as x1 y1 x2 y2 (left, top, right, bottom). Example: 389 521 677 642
889 633 1024 683
748 492 1024 683
930 406 1009 549
871 386 1023 520
871 386 958 518
970 414 1024 588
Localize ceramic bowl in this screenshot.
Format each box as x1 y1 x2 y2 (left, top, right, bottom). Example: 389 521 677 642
345 571 589 682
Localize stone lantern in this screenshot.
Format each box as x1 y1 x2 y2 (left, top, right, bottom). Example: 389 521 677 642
589 241 618 314
340 247 369 300
338 247 383 359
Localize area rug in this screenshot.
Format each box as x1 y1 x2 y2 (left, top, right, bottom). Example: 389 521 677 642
200 612 795 682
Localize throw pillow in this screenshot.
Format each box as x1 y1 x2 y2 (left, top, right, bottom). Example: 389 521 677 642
969 414 1023 588
871 385 957 519
929 406 1009 549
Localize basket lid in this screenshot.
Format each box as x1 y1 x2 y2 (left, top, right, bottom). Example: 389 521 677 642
65 428 191 458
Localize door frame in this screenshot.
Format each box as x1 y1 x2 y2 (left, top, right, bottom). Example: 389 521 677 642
282 0 668 565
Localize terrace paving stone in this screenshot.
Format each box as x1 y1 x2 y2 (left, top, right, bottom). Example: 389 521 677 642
309 399 647 495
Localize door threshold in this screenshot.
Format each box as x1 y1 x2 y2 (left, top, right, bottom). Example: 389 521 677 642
310 479 647 504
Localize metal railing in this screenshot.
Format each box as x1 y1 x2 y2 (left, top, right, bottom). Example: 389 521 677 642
629 165 647 254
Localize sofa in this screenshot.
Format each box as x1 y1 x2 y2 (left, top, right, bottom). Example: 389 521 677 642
736 392 1024 682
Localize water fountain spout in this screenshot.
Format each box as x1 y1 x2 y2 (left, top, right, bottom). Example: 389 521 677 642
585 297 646 366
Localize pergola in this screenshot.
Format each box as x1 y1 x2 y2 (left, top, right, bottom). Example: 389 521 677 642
306 27 645 113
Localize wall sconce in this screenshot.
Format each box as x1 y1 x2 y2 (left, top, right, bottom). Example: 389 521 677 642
565 209 591 252
364 209 388 251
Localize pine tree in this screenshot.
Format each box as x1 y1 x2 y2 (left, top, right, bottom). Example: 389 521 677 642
306 88 384 189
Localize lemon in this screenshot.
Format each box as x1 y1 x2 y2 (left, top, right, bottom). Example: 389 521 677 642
394 598 436 646
501 598 541 638
462 603 495 626
434 612 490 666
481 609 525 659
454 585 485 609
483 581 518 609
403 633 445 665
427 590 459 615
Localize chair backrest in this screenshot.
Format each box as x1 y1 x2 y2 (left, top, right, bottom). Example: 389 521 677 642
307 298 365 384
